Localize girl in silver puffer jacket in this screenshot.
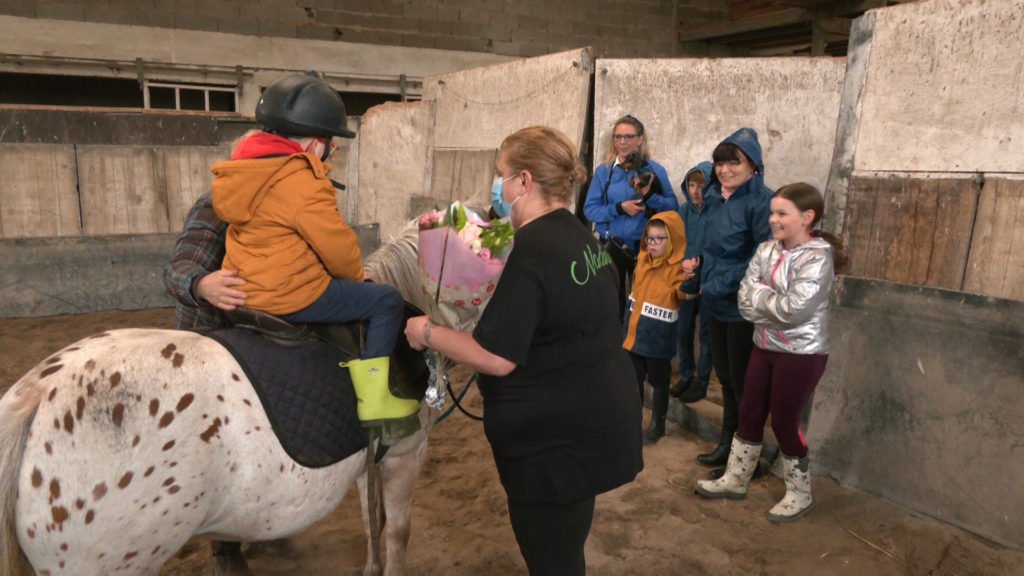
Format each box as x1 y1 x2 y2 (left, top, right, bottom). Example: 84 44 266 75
695 182 847 524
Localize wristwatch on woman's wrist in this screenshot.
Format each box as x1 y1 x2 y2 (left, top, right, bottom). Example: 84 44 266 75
423 321 434 346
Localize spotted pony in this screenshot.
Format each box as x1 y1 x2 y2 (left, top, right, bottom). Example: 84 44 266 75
0 224 438 576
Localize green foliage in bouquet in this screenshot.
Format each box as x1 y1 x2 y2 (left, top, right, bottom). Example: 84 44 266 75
480 219 514 256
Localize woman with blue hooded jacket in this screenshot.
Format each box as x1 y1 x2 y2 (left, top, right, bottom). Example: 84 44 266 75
584 115 678 317
684 128 772 472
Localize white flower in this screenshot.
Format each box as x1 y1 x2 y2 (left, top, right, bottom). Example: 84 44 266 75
458 222 482 246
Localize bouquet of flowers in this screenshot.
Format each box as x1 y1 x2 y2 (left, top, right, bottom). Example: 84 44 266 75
417 201 513 332
417 201 513 409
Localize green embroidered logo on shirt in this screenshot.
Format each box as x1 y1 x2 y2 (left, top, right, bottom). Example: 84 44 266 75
571 245 614 286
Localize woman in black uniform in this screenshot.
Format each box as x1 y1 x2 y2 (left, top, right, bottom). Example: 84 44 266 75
405 126 643 576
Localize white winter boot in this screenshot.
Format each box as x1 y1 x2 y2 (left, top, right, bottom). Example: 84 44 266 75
767 455 813 523
695 436 763 499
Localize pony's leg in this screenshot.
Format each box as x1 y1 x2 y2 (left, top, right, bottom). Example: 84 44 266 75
379 441 428 576
356 471 383 576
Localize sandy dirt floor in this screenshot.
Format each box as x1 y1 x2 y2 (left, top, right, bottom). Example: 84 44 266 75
2 308 1022 575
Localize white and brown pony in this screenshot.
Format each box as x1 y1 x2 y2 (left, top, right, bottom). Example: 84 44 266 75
0 226 435 576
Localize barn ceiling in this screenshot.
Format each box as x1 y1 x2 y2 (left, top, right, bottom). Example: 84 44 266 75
678 0 920 56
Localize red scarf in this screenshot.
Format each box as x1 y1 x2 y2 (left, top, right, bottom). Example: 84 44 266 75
231 132 304 160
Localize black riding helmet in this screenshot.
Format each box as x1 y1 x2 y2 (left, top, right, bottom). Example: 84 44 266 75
256 71 356 140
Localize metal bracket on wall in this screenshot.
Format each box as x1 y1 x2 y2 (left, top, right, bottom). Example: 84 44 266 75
135 57 145 90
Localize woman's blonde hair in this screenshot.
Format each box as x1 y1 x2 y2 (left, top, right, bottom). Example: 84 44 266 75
501 126 588 204
602 114 651 164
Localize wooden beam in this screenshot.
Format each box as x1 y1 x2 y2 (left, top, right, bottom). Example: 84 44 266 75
676 7 810 42
811 20 826 55
816 16 853 36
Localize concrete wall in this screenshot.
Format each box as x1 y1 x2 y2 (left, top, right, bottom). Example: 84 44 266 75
809 277 1024 550
424 48 593 151
811 0 1024 550
594 57 846 202
0 14 514 109
824 0 1024 301
356 101 432 243
0 226 381 318
359 48 593 242
851 0 1024 174
0 0 691 59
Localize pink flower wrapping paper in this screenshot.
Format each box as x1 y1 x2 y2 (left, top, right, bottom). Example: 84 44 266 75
418 225 506 331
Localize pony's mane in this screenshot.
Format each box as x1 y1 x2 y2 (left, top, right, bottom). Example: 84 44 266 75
365 220 430 315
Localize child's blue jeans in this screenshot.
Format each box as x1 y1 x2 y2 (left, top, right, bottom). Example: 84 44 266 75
282 279 404 359
677 296 712 384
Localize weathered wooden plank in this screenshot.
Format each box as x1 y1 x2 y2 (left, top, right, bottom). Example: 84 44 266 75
163 147 229 230
844 176 977 291
964 178 1024 301
0 144 80 238
78 147 165 235
78 146 229 235
874 178 917 284
905 180 936 285
926 178 978 290
842 176 876 278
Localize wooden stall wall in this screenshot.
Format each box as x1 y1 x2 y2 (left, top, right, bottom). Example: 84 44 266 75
964 178 1024 302
0 144 80 238
0 143 229 239
842 175 1024 301
842 176 979 291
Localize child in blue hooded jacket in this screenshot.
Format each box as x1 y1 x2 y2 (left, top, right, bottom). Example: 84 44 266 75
672 161 714 403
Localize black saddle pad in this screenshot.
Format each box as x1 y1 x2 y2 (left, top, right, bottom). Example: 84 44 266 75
204 328 368 468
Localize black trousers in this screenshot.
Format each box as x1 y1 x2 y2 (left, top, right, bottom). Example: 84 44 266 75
708 317 755 446
508 496 596 576
628 351 671 407
614 260 636 322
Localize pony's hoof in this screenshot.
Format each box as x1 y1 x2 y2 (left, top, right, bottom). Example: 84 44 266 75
213 552 254 576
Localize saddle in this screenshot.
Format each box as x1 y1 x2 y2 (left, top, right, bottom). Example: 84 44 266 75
199 303 429 468
225 303 430 403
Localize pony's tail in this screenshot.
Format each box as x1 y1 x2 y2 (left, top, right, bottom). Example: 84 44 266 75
0 383 42 576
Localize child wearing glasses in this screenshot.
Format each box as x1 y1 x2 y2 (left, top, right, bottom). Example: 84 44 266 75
211 72 414 428
622 211 688 444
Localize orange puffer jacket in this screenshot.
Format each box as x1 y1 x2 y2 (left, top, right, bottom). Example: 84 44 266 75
622 211 687 359
211 153 364 315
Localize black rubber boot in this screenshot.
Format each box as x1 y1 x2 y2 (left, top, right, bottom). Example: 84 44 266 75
670 376 693 398
698 428 733 467
643 417 666 445
678 378 708 404
644 384 669 444
697 443 730 466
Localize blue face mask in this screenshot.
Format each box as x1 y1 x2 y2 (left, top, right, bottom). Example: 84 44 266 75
491 175 513 218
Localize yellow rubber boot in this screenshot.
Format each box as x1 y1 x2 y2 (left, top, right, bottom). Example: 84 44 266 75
342 356 420 424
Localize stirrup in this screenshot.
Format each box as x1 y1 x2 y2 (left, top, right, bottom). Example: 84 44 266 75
371 413 421 447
